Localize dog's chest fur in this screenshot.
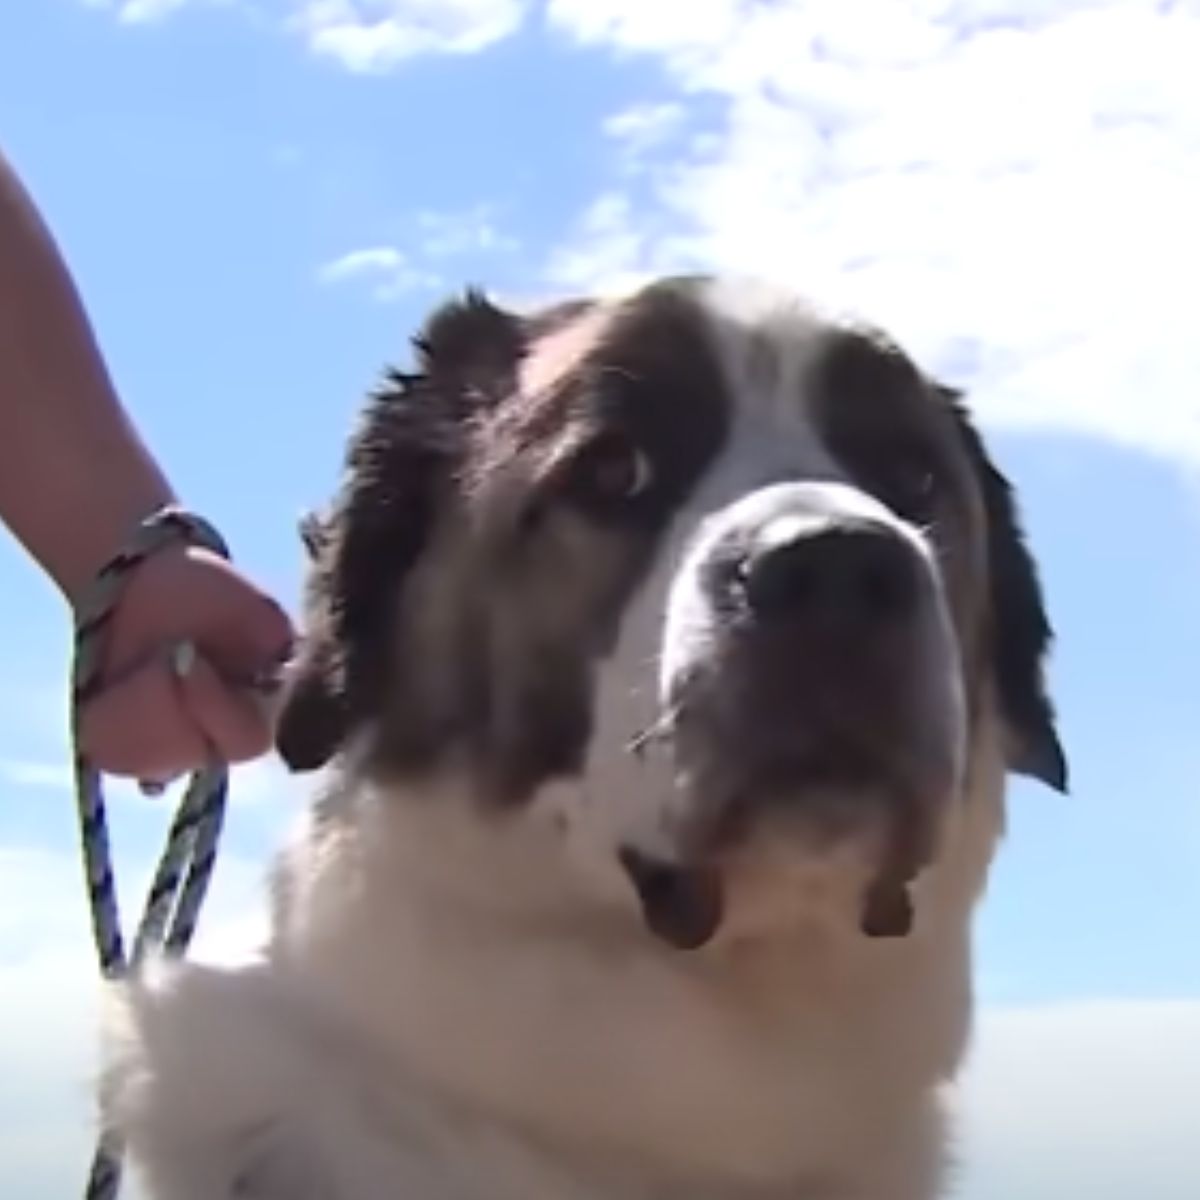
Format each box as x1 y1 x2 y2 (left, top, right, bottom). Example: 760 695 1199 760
107 773 991 1200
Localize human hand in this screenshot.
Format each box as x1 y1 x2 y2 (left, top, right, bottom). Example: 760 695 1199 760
75 544 295 784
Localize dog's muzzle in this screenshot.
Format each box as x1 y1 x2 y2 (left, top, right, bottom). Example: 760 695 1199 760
624 482 965 949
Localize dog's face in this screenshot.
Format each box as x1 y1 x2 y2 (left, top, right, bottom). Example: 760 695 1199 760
279 275 1065 949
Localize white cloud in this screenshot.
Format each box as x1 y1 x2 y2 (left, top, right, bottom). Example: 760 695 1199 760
319 245 443 300
545 192 657 294
83 0 225 23
120 0 193 19
319 210 519 302
87 0 530 70
955 999 1200 1199
0 843 271 1200
290 0 530 72
545 0 1200 467
548 0 742 63
603 101 686 164
417 205 520 259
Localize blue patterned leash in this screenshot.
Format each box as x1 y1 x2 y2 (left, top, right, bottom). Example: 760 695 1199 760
70 506 244 1200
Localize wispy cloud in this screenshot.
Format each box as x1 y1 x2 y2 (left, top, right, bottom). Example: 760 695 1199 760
545 0 1200 467
546 192 656 294
83 0 197 23
87 0 531 71
603 101 687 167
88 0 1200 468
289 0 531 72
318 245 443 301
417 205 520 259
320 208 517 302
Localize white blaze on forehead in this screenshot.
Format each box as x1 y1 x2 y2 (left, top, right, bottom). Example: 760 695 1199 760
518 304 612 397
696 275 861 409
679 276 849 506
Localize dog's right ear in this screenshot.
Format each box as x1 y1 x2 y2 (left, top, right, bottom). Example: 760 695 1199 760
274 289 528 773
275 638 349 772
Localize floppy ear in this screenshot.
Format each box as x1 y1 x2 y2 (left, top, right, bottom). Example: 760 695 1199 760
414 285 527 407
941 387 1068 793
274 289 527 772
274 637 348 772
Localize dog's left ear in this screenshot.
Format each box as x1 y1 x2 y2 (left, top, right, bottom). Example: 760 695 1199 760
940 386 1068 793
275 289 530 774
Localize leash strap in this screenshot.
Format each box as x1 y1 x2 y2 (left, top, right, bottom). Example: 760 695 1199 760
71 506 233 1200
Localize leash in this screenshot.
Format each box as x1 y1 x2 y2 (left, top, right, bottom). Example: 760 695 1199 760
69 506 253 1200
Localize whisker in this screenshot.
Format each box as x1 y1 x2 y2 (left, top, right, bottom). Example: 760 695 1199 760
625 709 679 759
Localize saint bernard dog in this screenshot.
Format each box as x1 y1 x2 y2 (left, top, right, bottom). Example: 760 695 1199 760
101 274 1067 1200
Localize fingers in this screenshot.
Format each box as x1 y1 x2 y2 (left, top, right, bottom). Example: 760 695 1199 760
243 592 296 665
73 545 297 783
174 646 275 765
181 555 296 681
77 644 275 782
77 649 208 781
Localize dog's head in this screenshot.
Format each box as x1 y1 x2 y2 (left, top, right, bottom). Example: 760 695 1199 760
278 276 1065 950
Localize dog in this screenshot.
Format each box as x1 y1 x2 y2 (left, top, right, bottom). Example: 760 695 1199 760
101 274 1067 1200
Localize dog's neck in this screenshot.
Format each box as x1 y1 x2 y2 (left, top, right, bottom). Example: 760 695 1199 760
263 747 1005 1198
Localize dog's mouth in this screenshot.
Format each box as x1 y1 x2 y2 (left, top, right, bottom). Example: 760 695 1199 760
617 843 918 952
618 720 943 951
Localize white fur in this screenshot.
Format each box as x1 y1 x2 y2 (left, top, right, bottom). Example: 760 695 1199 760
101 283 1015 1200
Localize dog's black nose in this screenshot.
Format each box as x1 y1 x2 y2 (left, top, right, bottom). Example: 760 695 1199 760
741 521 919 625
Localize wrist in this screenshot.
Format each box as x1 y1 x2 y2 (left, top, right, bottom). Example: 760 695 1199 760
0 414 178 607
57 498 179 610
70 508 234 714
69 504 232 621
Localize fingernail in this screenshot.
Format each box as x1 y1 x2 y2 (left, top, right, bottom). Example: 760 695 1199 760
170 640 196 679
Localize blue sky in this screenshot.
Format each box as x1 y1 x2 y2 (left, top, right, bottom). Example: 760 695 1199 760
1 1 1199 1197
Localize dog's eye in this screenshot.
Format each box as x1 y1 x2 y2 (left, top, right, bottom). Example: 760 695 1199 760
870 451 940 520
562 433 654 514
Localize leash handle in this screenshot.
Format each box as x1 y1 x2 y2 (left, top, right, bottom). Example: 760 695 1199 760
70 506 234 1200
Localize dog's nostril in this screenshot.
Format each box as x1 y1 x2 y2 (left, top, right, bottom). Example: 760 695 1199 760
741 523 919 623
739 541 816 616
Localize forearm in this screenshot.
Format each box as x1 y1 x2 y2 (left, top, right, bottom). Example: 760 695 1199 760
0 147 175 604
